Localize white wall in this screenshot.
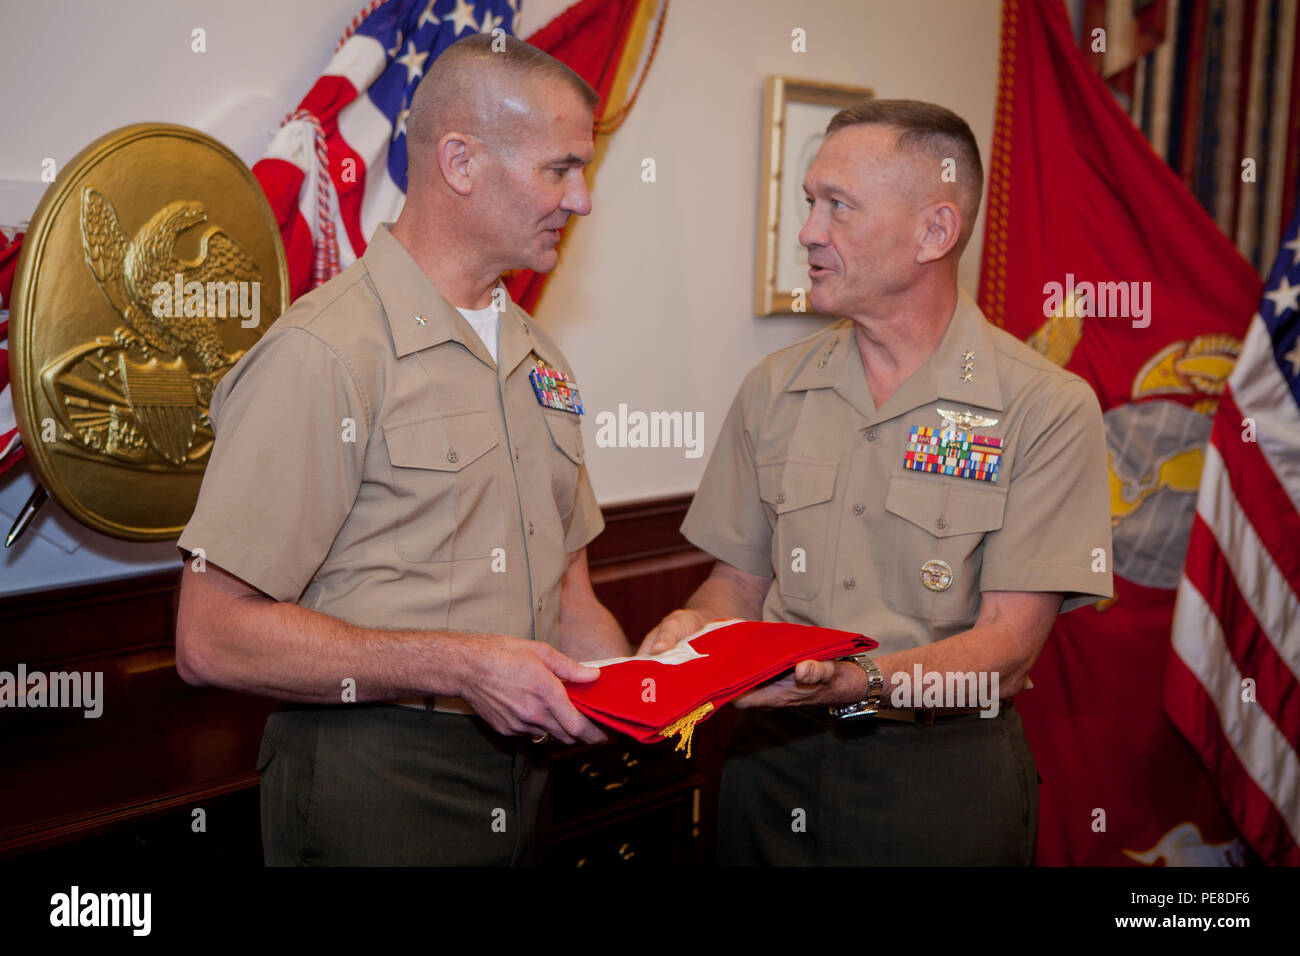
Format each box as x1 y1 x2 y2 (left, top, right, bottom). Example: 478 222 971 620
0 0 1001 595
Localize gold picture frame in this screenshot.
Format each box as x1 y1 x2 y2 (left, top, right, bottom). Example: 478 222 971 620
754 76 873 315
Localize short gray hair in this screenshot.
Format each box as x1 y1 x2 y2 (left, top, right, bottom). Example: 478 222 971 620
826 99 983 250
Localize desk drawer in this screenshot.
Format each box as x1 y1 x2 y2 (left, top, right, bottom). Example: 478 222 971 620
543 791 697 867
549 739 695 822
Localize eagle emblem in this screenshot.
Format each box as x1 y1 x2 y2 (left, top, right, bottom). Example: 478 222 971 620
37 187 263 468
80 187 259 377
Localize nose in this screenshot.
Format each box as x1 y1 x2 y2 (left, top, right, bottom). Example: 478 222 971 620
798 201 826 251
562 171 592 218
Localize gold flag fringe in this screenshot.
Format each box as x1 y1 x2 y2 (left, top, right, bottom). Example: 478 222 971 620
658 701 713 759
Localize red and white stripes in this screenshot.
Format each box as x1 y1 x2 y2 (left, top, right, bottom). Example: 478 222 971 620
1168 314 1300 866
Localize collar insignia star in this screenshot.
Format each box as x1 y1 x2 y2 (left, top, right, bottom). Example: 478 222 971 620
414 315 426 326
960 350 975 381
817 336 839 369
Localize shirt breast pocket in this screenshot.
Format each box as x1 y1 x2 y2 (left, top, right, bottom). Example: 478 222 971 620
757 457 838 601
541 408 583 515
882 473 1007 625
383 409 503 563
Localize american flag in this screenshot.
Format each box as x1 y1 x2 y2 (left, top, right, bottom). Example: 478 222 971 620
255 0 519 300
1167 207 1300 866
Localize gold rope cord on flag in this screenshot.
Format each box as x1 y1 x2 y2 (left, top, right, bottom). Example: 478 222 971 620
982 0 1018 330
658 701 712 759
594 0 670 135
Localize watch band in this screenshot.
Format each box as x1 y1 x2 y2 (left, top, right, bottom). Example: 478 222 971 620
829 653 884 719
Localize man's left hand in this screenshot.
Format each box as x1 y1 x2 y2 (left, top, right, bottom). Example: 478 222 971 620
735 659 866 709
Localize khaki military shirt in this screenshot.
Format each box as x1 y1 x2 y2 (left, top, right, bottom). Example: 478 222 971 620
177 222 603 644
682 292 1113 656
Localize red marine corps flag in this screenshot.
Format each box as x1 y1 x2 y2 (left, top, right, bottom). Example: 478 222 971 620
977 0 1264 864
568 620 876 757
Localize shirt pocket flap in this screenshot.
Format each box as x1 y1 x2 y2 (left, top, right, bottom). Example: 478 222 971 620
542 408 584 465
885 473 1006 537
759 458 838 514
384 410 499 472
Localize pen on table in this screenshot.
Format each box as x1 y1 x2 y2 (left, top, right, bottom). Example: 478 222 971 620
5 484 49 548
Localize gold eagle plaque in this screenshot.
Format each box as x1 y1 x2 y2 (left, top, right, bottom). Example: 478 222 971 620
9 123 288 539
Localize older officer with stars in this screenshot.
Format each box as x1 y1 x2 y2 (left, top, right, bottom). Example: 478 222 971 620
641 100 1114 865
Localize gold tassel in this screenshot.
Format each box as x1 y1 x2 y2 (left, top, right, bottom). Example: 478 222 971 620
658 702 714 759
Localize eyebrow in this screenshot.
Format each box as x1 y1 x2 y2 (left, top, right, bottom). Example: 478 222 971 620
549 154 590 168
804 182 851 201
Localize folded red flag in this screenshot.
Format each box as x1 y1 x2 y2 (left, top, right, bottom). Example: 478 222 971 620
567 620 877 756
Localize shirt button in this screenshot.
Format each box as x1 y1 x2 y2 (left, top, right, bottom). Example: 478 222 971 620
528 521 535 536
843 577 856 590
936 516 948 530
513 446 520 461
852 503 865 516
866 430 878 442
536 599 543 612
776 493 786 504
446 449 458 463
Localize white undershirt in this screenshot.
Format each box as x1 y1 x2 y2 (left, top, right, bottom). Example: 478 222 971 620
456 301 501 364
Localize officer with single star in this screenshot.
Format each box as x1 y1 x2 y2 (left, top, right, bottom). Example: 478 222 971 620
174 34 630 866
640 100 1113 865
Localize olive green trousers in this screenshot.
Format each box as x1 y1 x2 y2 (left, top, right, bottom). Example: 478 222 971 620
256 704 548 866
718 701 1039 866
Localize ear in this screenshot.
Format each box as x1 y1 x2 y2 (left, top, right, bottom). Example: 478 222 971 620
916 201 961 264
437 132 475 196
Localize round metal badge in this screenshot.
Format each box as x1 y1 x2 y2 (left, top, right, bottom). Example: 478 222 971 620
9 123 288 539
920 558 954 592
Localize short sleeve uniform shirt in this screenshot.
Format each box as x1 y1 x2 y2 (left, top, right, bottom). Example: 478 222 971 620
682 292 1114 655
177 223 603 644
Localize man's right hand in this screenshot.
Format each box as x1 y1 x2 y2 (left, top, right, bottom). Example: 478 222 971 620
636 561 771 656
637 608 708 656
456 635 608 746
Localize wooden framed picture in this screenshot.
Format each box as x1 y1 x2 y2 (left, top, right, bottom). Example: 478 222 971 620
754 76 873 316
